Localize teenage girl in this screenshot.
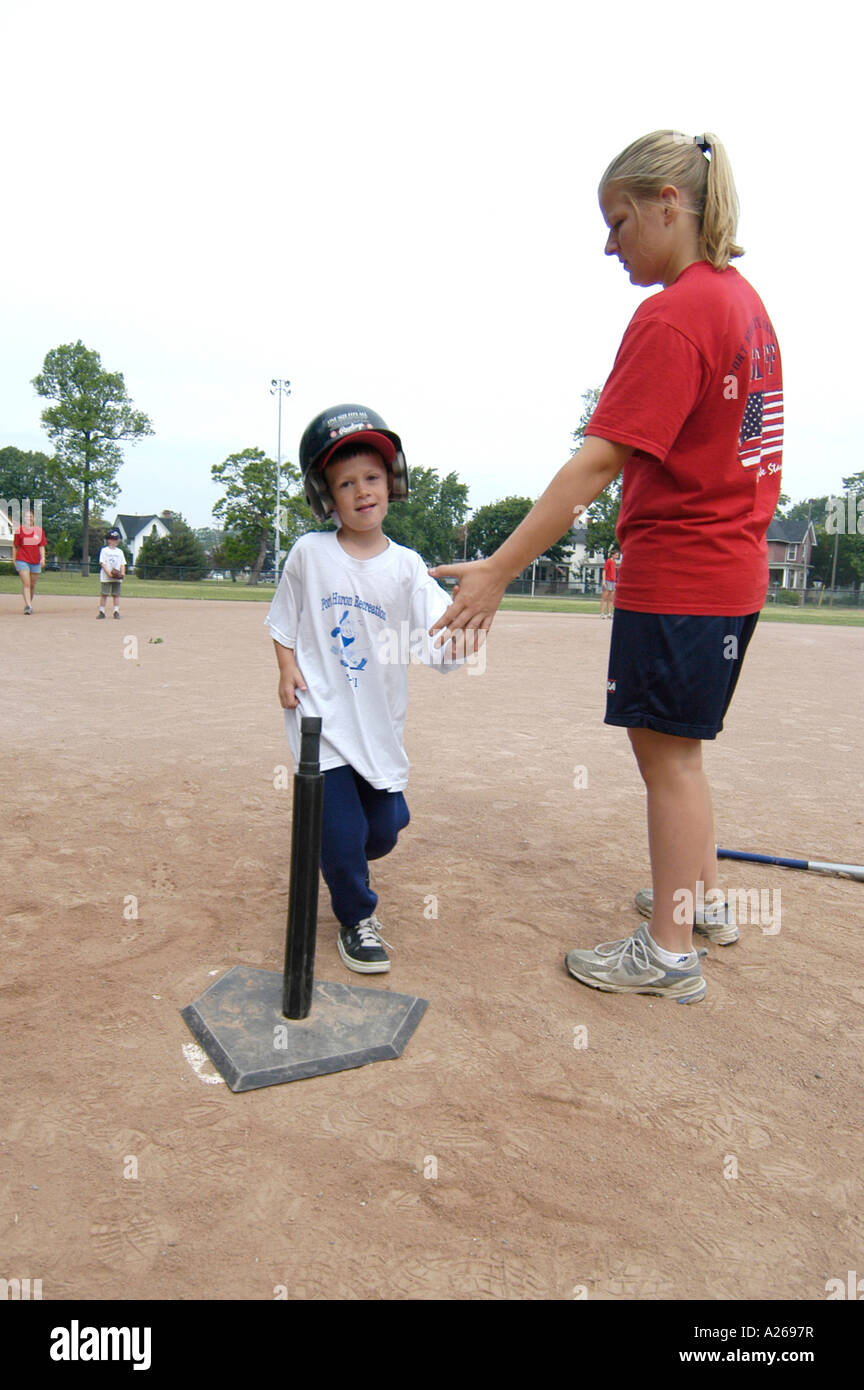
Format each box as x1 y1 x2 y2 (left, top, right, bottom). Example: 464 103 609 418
13 509 47 615
430 130 783 1003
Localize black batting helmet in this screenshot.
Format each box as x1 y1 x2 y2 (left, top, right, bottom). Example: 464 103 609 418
299 403 408 522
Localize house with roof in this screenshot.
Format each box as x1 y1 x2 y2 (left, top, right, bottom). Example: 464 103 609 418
509 527 606 593
113 512 175 566
0 505 14 562
766 518 816 591
566 525 606 592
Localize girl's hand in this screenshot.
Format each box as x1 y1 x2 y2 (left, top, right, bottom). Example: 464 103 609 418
428 558 508 644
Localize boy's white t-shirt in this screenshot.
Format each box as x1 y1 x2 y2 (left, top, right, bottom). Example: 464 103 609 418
265 531 461 791
99 546 124 578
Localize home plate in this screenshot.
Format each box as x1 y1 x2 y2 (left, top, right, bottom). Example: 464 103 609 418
181 964 428 1093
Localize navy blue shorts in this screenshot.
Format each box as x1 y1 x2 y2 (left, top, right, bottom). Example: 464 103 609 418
605 610 760 740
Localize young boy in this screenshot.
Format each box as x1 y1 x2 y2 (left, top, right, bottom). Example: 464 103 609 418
265 403 469 974
98 529 126 618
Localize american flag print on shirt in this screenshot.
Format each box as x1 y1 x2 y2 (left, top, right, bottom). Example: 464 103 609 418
738 388 784 468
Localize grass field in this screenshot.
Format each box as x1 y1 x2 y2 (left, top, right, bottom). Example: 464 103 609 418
3 570 863 624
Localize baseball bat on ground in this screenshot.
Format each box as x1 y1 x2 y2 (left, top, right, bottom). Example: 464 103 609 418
716 847 864 884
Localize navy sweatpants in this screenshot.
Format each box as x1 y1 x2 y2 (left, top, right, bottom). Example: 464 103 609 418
320 765 410 927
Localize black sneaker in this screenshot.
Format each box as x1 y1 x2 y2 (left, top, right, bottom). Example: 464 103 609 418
338 916 391 974
97 610 106 619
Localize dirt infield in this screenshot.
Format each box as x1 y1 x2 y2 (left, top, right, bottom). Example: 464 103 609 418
2 593 862 1301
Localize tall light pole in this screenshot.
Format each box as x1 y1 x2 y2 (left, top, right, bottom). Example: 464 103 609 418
270 378 291 584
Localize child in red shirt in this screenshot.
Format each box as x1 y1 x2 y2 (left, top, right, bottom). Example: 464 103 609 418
13 510 47 615
430 130 782 1004
600 547 619 619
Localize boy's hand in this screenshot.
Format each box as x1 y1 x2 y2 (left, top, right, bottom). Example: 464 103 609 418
277 663 307 709
428 558 508 645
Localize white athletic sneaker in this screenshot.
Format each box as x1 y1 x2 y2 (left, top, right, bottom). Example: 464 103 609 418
565 922 706 1003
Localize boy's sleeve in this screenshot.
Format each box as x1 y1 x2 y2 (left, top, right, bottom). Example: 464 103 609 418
264 549 303 648
409 568 465 672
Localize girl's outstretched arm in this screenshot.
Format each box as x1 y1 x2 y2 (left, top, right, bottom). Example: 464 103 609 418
429 436 630 638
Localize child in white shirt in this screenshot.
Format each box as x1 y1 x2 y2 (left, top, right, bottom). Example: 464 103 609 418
97 529 126 619
265 404 471 974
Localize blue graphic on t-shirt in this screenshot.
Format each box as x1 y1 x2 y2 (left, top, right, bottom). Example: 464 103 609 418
330 611 367 672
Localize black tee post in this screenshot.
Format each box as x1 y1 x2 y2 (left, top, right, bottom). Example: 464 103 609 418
282 717 324 1019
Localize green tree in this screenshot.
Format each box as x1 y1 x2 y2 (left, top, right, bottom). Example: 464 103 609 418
194 526 225 557
468 496 534 558
584 477 623 562
0 445 79 548
467 495 569 566
782 496 827 526
136 515 208 580
210 532 258 581
54 531 75 563
32 341 154 574
382 466 469 565
212 447 312 585
570 387 602 453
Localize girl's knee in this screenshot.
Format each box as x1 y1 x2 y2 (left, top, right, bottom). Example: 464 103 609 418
628 728 703 782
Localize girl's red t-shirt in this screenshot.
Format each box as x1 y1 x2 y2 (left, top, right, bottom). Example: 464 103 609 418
586 261 783 615
13 527 47 564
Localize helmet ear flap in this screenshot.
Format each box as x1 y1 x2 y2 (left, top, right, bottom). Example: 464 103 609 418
389 450 409 501
303 468 334 522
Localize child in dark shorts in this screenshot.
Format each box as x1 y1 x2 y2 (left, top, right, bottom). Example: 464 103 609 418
429 130 782 1004
97 529 126 619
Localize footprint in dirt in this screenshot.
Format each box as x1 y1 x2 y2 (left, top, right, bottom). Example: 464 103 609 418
151 863 175 894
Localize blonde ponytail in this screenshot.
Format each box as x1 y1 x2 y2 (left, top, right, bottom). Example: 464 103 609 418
600 130 744 270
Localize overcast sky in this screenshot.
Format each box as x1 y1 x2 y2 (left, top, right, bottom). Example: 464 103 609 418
2 0 860 530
